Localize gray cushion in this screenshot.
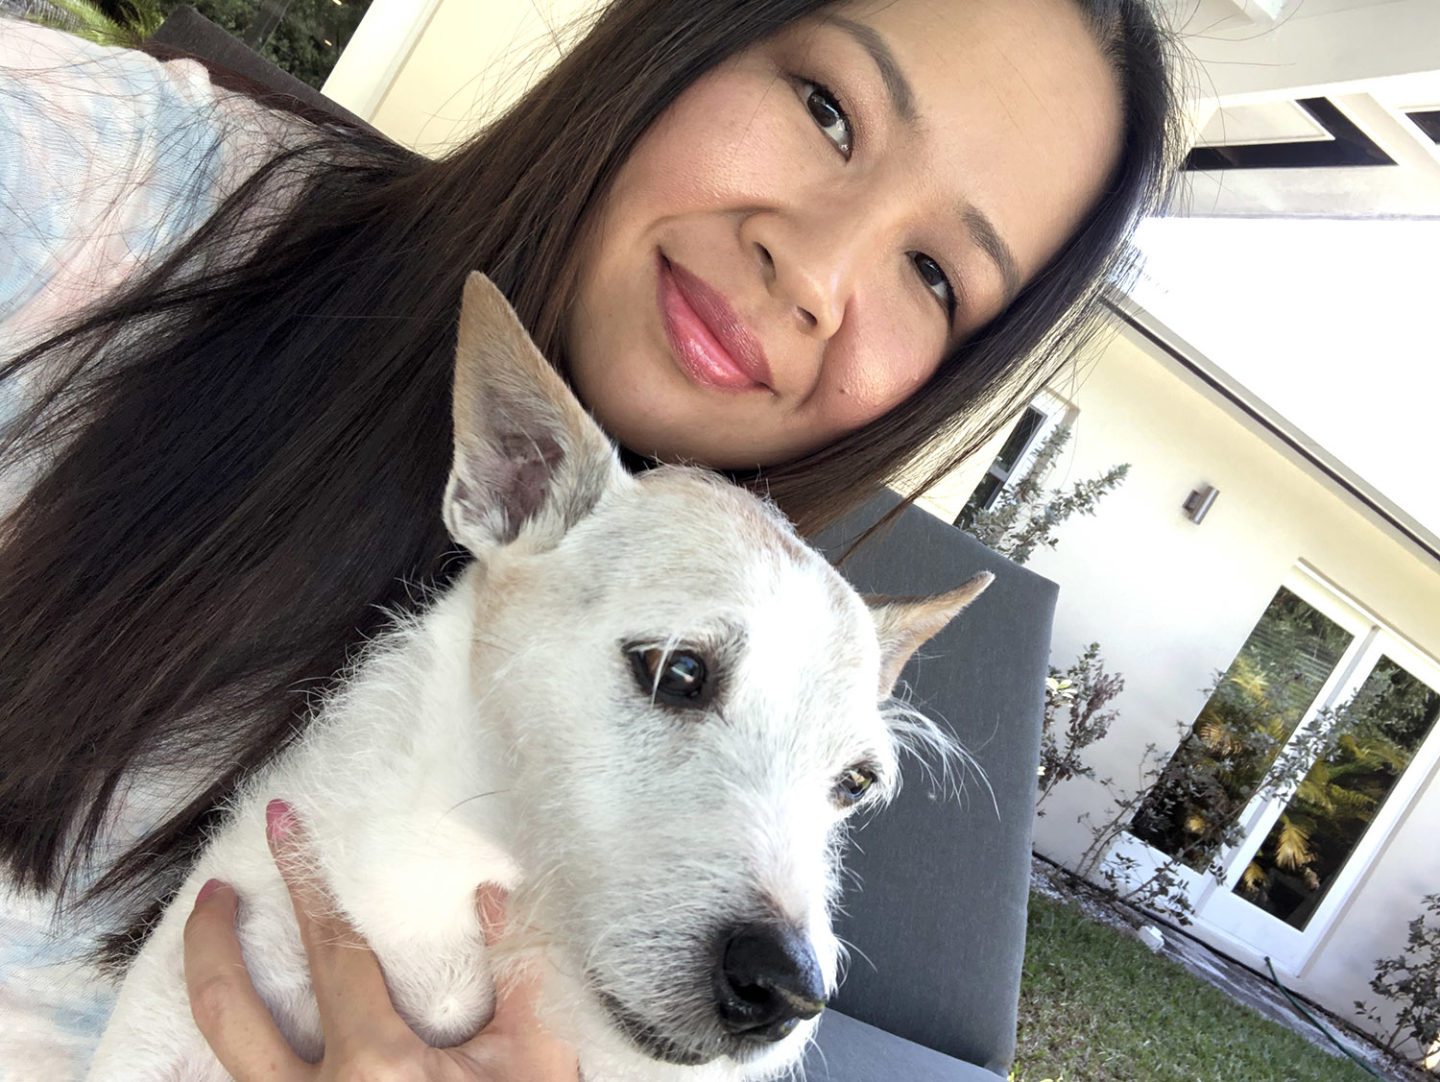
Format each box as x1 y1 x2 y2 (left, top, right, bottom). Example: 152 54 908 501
803 1010 1004 1082
814 493 1055 1073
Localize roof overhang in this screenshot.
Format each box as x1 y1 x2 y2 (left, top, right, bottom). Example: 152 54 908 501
1217 0 1294 24
1103 291 1440 573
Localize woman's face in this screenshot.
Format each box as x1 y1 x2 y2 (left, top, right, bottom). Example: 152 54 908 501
564 0 1124 470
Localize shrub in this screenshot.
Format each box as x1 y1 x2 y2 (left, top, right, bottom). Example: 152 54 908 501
961 423 1129 568
1037 643 1125 813
1355 893 1440 1065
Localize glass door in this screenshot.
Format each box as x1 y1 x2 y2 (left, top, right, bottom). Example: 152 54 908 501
1199 633 1440 970
1124 577 1365 890
1110 566 1440 972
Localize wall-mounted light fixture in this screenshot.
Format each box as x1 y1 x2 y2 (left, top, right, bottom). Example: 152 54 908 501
1183 485 1219 524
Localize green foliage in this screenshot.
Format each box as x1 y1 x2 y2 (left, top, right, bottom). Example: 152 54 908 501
17 0 165 46
19 0 374 89
1133 654 1311 874
1073 728 1212 925
149 0 372 89
1129 590 1360 880
254 0 371 91
154 0 252 41
961 423 1130 567
1037 643 1125 812
1233 657 1437 927
1354 894 1440 1065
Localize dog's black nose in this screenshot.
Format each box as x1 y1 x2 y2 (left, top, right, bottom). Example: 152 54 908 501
713 923 826 1042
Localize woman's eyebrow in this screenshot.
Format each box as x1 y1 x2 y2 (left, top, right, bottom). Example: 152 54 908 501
825 14 1021 303
825 15 917 124
964 204 1023 303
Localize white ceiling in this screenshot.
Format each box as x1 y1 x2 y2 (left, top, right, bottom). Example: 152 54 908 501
1160 0 1440 218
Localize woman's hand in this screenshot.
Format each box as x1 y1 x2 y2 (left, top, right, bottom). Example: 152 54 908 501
182 802 578 1081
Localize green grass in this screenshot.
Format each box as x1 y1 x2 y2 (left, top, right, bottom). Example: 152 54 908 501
1013 894 1377 1082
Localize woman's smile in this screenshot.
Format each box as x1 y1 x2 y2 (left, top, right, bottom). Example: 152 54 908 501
657 254 775 394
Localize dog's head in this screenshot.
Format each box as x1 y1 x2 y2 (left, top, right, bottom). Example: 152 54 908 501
443 274 990 1079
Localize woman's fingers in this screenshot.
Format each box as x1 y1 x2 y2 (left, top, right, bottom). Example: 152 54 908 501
189 818 576 1080
469 886 570 1063
183 879 309 1081
472 885 538 1035
264 800 413 1054
477 884 508 948
458 885 579 1078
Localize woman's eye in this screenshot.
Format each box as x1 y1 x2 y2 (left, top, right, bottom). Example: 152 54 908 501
799 79 852 159
630 647 711 708
911 252 957 319
833 765 877 808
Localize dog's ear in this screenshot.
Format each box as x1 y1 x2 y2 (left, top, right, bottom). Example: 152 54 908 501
444 272 623 553
866 572 994 696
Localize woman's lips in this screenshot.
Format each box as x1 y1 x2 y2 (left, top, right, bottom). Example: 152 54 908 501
657 255 773 393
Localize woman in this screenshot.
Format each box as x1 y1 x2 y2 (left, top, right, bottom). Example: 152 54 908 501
0 0 1178 1076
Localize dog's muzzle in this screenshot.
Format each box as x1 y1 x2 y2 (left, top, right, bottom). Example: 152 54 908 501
712 922 827 1042
594 922 826 1067
597 989 716 1067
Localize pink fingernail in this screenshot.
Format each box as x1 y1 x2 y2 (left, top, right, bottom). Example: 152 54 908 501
195 878 225 905
265 799 295 843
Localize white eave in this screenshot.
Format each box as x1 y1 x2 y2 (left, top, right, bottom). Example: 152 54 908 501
1217 0 1294 25
1104 291 1440 573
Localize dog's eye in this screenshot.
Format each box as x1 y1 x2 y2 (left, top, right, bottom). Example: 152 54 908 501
631 648 711 707
834 766 877 808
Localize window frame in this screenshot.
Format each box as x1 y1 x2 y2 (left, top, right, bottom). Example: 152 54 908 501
955 388 1075 528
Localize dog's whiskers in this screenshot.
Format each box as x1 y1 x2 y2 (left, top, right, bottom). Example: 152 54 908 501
441 789 510 818
834 934 876 977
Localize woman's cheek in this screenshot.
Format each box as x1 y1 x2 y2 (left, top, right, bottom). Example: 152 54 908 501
648 69 816 202
721 115 823 201
834 303 946 417
827 342 939 429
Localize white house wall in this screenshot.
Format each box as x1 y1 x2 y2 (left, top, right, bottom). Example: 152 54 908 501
920 316 1440 1030
327 0 605 155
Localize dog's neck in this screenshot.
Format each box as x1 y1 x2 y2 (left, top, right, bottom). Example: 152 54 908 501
283 563 524 897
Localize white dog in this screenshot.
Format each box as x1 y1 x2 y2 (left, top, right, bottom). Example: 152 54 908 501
87 274 991 1081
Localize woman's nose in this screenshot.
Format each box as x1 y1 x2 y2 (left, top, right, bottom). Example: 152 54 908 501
741 204 875 341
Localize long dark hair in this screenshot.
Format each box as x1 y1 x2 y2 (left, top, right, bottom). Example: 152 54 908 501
0 0 1180 960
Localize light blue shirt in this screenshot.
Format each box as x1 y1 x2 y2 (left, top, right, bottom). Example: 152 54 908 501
0 19 286 1076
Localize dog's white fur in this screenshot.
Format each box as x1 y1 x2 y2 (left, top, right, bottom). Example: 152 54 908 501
86 274 991 1081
